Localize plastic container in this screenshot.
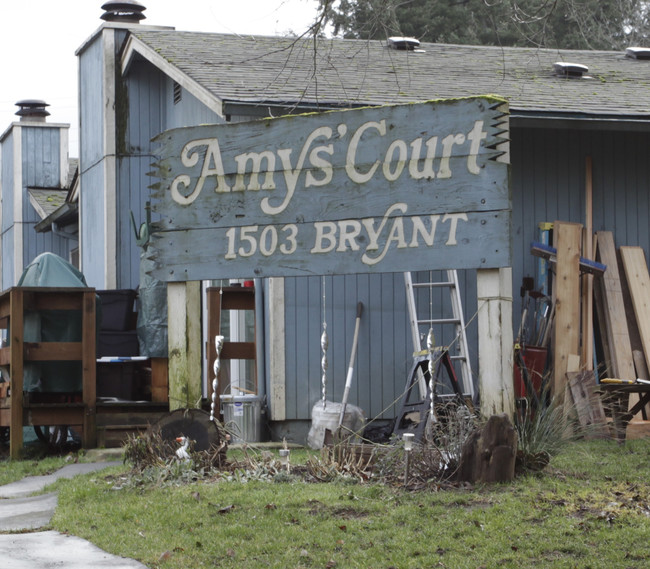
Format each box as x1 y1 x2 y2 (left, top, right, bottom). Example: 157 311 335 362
98 330 140 357
221 394 264 443
97 289 137 331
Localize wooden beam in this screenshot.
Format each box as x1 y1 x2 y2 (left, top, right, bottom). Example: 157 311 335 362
477 268 514 417
552 221 582 402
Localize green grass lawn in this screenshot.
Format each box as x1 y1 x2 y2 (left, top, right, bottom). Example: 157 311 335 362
46 438 650 569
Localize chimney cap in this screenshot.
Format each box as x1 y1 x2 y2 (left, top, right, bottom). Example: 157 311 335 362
101 0 146 23
15 100 50 120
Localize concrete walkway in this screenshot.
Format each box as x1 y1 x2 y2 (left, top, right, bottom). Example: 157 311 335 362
0 459 148 568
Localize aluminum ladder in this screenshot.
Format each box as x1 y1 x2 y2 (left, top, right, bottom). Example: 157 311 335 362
404 270 474 399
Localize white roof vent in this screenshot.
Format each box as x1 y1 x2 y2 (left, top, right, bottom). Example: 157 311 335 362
101 1 146 23
388 37 421 51
553 61 589 78
626 47 650 60
15 100 50 122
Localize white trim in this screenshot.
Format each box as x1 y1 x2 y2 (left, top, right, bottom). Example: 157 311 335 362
268 277 286 421
103 29 117 288
59 127 69 188
121 35 225 118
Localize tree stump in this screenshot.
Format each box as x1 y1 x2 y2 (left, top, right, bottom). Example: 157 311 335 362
458 414 517 483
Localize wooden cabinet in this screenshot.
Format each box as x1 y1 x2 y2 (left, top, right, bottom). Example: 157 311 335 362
0 287 96 459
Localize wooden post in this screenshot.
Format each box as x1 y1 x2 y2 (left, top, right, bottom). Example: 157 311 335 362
477 268 514 418
81 290 97 449
9 289 24 460
581 157 594 370
553 221 582 402
168 282 202 410
268 278 286 421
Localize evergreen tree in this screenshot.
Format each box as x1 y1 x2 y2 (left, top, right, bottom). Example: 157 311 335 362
318 0 650 50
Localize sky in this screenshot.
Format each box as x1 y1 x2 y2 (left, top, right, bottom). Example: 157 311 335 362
0 0 320 155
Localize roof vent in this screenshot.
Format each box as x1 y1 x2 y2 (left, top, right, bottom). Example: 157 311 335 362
388 37 421 51
553 61 589 78
625 47 650 60
15 100 50 122
101 1 146 23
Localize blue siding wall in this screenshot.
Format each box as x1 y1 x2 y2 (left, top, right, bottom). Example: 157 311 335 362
116 65 222 288
79 38 104 170
275 124 650 422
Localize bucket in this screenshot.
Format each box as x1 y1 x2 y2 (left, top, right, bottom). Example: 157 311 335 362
513 345 547 399
221 394 264 443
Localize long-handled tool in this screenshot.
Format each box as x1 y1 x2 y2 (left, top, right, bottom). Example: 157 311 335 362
337 302 363 431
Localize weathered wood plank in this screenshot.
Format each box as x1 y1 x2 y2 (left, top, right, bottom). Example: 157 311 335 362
567 371 609 438
150 99 511 281
594 231 635 380
167 282 202 410
620 247 650 389
150 209 510 281
552 221 582 402
152 98 510 230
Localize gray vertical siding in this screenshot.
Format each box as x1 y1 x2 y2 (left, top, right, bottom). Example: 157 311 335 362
1 132 15 290
511 125 650 322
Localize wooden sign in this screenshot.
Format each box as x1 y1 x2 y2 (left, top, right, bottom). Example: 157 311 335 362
150 98 510 281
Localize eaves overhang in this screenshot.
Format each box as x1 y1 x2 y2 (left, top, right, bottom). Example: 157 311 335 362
510 109 650 132
34 202 78 234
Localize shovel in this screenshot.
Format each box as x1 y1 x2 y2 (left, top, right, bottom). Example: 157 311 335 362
337 302 364 431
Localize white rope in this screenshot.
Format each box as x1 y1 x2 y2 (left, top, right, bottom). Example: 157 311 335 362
210 334 225 422
321 275 329 409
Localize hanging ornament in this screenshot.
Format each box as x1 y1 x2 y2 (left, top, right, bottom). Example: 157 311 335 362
210 335 225 422
427 327 436 419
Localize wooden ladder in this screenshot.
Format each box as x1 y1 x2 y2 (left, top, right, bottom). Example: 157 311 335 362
404 270 474 399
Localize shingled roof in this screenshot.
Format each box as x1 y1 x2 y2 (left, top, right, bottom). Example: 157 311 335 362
125 30 650 120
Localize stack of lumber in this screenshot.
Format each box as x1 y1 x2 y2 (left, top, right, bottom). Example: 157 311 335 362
548 223 650 439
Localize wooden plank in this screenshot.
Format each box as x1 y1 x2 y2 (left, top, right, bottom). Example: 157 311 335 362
82 290 97 449
567 370 609 438
581 157 593 370
151 357 169 403
594 232 635 379
9 289 24 459
552 221 582 402
620 247 650 388
23 342 83 361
